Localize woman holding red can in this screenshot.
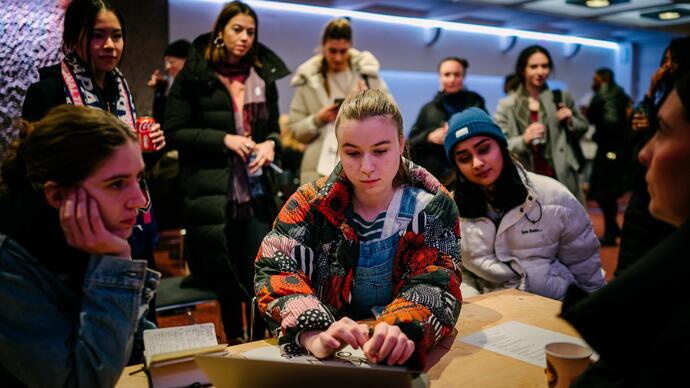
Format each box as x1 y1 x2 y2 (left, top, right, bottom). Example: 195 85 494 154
22 0 165 154
21 0 165 358
165 1 289 342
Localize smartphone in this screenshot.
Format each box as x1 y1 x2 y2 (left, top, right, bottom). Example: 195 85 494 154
334 98 345 107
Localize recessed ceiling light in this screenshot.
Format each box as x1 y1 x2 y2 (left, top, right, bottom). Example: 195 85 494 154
658 11 680 20
585 0 609 8
640 7 690 21
566 0 629 8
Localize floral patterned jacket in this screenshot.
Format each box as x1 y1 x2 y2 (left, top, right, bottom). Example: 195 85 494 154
254 160 462 367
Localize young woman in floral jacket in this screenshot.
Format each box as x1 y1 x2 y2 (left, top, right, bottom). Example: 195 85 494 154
255 89 462 368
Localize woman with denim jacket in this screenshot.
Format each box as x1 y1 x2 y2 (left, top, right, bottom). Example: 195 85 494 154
444 108 604 300
255 89 462 369
0 105 159 387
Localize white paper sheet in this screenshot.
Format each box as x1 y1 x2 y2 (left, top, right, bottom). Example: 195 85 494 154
460 320 588 367
143 323 218 365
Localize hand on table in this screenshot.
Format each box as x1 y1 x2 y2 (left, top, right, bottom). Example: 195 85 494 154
362 322 415 366
301 317 369 359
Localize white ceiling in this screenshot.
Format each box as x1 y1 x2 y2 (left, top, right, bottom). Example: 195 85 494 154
270 0 690 42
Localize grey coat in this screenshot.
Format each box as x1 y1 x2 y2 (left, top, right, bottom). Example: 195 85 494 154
494 85 588 202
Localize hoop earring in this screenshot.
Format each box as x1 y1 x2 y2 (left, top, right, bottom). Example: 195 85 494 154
213 36 224 48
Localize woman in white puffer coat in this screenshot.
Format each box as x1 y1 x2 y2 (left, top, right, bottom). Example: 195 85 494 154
444 108 605 300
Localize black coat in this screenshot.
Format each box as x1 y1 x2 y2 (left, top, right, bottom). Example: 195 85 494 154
22 65 67 122
561 221 690 387
164 34 289 296
586 83 631 199
409 90 485 183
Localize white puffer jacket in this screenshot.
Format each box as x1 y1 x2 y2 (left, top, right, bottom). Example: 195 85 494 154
288 49 388 184
460 170 605 300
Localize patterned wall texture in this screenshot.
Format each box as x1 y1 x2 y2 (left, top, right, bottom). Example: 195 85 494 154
0 0 66 158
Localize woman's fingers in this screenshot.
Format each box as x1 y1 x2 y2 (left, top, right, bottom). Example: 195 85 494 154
400 340 415 364
363 325 386 363
319 332 341 350
354 324 370 348
150 124 166 150
363 323 414 365
376 325 399 362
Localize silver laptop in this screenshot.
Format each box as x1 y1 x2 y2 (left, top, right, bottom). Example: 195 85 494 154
195 354 424 388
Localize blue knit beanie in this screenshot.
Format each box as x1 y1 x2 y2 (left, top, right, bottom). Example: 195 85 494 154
444 107 508 161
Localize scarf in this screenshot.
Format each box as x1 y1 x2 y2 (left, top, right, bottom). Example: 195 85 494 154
216 62 269 216
216 60 268 132
440 91 473 117
60 52 137 129
61 52 155 229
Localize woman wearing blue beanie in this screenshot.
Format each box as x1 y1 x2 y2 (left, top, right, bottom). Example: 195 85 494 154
445 107 604 300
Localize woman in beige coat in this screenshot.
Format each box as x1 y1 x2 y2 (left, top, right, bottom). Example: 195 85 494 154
288 18 388 184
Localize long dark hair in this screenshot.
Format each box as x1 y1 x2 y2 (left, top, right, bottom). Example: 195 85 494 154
654 37 690 106
62 0 126 67
515 45 553 87
205 1 259 66
451 147 527 219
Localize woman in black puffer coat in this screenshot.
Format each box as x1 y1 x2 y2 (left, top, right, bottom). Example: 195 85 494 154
165 1 289 341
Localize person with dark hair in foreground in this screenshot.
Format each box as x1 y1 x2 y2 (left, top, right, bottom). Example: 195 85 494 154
561 73 690 387
444 107 604 300
616 37 690 274
0 105 159 387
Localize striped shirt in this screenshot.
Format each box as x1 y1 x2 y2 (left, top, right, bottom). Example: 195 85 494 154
350 211 386 242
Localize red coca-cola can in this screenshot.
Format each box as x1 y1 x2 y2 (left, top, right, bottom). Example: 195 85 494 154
135 116 157 152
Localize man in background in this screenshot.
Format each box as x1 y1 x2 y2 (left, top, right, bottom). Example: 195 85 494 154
586 68 631 246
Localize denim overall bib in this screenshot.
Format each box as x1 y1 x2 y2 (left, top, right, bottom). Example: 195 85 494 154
350 186 417 319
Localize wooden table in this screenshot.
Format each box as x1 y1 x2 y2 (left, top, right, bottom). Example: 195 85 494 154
117 289 578 387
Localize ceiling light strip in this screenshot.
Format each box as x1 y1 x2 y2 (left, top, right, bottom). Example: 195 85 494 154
227 0 619 50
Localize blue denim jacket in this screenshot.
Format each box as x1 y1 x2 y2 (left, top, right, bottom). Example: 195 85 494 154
0 235 160 388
